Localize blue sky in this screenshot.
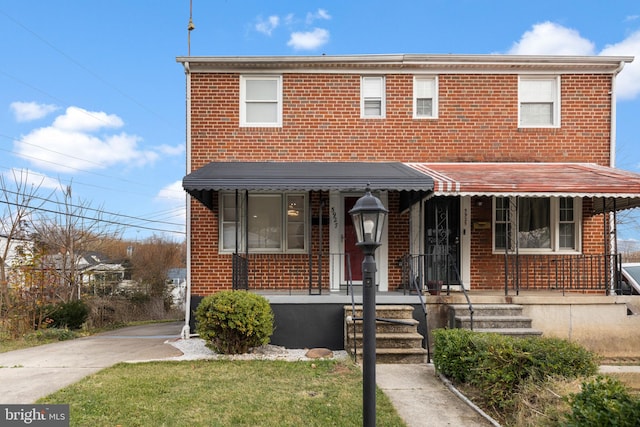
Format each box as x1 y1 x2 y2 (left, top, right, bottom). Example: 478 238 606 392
1 1 640 244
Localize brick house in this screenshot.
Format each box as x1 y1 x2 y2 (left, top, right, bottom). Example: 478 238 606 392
177 54 640 350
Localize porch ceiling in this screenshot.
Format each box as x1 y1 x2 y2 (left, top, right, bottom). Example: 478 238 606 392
183 161 434 209
406 162 640 214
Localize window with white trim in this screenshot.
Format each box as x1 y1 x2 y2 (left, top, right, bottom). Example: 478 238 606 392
361 76 385 118
518 76 560 128
220 192 307 253
493 196 580 253
240 75 282 127
413 76 437 118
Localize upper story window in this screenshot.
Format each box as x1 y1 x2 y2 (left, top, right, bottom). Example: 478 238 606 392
518 76 560 128
361 76 385 118
220 191 307 253
493 196 580 254
240 75 282 127
413 76 438 118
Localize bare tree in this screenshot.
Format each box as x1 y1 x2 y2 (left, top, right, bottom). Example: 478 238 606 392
131 235 185 298
0 170 47 310
31 184 122 302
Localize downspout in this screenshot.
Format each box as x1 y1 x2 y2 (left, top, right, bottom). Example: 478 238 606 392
182 61 193 339
607 61 625 292
610 61 625 168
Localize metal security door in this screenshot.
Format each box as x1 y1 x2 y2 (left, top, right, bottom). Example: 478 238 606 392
425 197 460 286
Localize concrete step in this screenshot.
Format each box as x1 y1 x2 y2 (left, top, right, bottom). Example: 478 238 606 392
449 303 525 317
351 347 428 364
345 305 416 320
474 328 543 337
345 318 419 334
454 315 533 329
346 332 425 349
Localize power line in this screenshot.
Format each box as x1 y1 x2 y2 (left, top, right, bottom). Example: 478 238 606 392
0 198 185 235
0 187 185 228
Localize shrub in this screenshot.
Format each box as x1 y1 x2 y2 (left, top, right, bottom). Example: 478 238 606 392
195 291 274 354
564 376 640 427
433 329 599 411
48 300 90 330
25 328 78 342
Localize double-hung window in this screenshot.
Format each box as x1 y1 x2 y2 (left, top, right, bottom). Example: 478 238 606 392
413 76 438 118
220 192 307 253
240 75 282 127
518 76 560 128
493 196 580 253
361 76 385 118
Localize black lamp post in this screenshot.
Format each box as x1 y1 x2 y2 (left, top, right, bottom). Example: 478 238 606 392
348 187 388 427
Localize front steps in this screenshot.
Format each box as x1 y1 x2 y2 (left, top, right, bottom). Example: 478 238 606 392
344 305 428 364
449 304 543 337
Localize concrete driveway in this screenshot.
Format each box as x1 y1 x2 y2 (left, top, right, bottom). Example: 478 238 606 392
0 321 183 403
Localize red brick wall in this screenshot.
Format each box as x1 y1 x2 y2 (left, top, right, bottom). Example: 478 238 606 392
188 71 613 294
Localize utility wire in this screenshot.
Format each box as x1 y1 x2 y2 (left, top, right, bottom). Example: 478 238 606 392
0 198 185 235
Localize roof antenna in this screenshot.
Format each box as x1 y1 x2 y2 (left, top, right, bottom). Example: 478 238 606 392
187 0 195 56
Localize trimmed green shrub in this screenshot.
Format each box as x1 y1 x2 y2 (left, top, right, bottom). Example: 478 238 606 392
433 329 599 411
195 291 274 354
48 300 90 330
564 376 640 427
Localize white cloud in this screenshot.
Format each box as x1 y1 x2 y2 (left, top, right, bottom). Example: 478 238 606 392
2 168 60 191
600 30 640 101
287 28 330 51
14 106 161 173
156 180 184 202
508 22 640 101
52 106 123 132
306 8 331 25
10 101 59 122
255 15 279 36
507 22 595 56
155 144 185 156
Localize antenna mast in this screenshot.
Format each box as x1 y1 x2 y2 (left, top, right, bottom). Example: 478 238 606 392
187 0 195 56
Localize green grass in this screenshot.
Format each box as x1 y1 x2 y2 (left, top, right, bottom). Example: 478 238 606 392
38 359 407 427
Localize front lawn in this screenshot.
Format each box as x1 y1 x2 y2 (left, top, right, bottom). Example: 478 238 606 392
38 359 406 427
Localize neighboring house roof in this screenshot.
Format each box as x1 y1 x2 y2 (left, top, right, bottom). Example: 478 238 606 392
407 162 640 213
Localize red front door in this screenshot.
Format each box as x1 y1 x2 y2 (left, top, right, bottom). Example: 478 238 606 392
344 197 364 282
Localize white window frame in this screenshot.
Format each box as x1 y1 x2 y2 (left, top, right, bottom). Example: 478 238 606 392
361 76 386 118
239 75 283 127
518 76 561 128
492 196 581 254
219 191 308 254
413 76 438 119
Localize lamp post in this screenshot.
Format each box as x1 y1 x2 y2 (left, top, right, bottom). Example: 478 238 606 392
348 187 388 427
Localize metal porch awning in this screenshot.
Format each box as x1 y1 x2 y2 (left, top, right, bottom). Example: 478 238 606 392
183 161 434 209
406 162 640 214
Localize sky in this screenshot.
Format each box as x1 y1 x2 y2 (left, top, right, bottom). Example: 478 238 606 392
1 1 640 245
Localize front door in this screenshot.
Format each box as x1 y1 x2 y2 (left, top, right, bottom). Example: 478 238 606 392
344 196 364 282
424 197 461 285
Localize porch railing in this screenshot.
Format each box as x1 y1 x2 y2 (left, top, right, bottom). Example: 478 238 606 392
401 253 473 332
505 253 622 295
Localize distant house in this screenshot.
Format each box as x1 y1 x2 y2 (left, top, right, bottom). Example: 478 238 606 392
177 54 640 354
77 252 126 295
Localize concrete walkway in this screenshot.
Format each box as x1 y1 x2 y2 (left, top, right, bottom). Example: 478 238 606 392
376 364 497 427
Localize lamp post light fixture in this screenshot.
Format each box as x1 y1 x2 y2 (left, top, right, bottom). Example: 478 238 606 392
348 186 388 427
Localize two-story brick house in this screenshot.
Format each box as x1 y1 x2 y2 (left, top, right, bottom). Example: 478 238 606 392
178 54 640 349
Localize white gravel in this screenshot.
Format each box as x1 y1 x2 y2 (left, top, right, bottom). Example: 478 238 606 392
167 337 348 362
